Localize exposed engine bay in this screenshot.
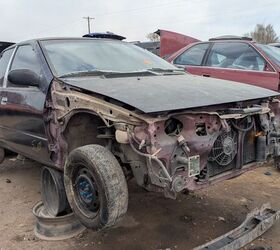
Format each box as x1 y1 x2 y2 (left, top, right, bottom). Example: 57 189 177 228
49 80 280 199
117 100 280 198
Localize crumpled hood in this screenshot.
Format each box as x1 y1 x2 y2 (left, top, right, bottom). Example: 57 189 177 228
62 74 279 113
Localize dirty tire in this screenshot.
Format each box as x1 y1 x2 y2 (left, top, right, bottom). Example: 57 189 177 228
64 145 128 230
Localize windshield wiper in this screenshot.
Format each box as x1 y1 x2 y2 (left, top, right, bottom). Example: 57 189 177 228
59 69 119 78
59 69 159 78
147 67 185 74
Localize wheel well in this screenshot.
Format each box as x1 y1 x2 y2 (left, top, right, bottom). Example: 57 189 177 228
63 113 108 154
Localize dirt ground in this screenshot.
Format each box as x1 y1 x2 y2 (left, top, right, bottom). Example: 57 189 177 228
0 157 279 250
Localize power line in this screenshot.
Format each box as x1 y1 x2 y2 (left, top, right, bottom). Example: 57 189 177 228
83 16 95 33
14 0 279 41
94 0 192 17
18 0 202 39
96 0 278 36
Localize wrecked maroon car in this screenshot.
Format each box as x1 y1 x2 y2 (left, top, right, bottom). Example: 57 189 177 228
1 38 280 231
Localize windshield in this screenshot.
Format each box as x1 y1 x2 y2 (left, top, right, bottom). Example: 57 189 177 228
257 44 280 66
40 39 178 77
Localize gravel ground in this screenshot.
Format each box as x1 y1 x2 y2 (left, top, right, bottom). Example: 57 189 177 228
0 157 279 250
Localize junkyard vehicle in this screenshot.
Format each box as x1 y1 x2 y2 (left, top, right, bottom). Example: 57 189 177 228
134 29 199 58
1 38 280 231
167 36 280 92
0 41 14 53
269 43 280 48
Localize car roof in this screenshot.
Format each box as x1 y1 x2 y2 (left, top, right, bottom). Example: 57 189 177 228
209 35 253 41
7 37 125 48
181 39 255 51
184 39 255 49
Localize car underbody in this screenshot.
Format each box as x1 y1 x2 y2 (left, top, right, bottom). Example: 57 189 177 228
45 79 280 199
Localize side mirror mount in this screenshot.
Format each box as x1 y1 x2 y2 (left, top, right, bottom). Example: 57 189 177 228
175 65 186 69
8 69 40 87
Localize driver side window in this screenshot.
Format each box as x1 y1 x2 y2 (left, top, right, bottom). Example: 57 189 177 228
8 45 41 87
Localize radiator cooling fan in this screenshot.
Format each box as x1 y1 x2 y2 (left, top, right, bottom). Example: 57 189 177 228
210 130 238 166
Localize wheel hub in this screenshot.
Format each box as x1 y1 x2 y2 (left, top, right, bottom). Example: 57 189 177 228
77 175 95 204
74 168 100 214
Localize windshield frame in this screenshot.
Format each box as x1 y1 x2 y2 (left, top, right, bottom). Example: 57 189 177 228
39 38 179 77
256 43 280 68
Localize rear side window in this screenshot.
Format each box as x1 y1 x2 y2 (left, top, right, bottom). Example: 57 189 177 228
206 42 266 71
8 45 41 87
174 43 209 66
0 49 14 86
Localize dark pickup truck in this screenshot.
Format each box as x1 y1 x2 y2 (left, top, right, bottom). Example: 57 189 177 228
1 37 280 230
0 41 14 53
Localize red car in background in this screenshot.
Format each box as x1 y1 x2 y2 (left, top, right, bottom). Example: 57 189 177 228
166 35 280 92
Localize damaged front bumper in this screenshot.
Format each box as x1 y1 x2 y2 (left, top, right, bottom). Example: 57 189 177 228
117 101 280 198
193 203 280 250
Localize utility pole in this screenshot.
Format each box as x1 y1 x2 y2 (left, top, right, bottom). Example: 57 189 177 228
83 16 95 33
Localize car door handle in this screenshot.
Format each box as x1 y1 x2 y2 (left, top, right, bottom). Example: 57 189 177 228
1 97 8 105
202 74 211 77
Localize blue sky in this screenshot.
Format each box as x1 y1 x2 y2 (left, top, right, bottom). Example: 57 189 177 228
0 0 279 42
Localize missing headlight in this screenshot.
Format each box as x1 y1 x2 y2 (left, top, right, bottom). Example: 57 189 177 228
164 118 183 136
196 123 207 136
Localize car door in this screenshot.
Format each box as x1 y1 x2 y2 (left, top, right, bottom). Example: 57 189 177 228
0 44 52 165
172 43 211 76
201 42 280 91
0 48 16 145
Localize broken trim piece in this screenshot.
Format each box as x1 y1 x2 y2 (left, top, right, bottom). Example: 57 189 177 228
193 203 280 250
51 88 147 125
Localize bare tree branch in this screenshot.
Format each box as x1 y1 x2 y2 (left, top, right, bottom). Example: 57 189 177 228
146 33 160 42
249 24 279 44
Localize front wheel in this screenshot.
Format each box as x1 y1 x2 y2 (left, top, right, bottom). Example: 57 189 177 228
64 145 128 230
